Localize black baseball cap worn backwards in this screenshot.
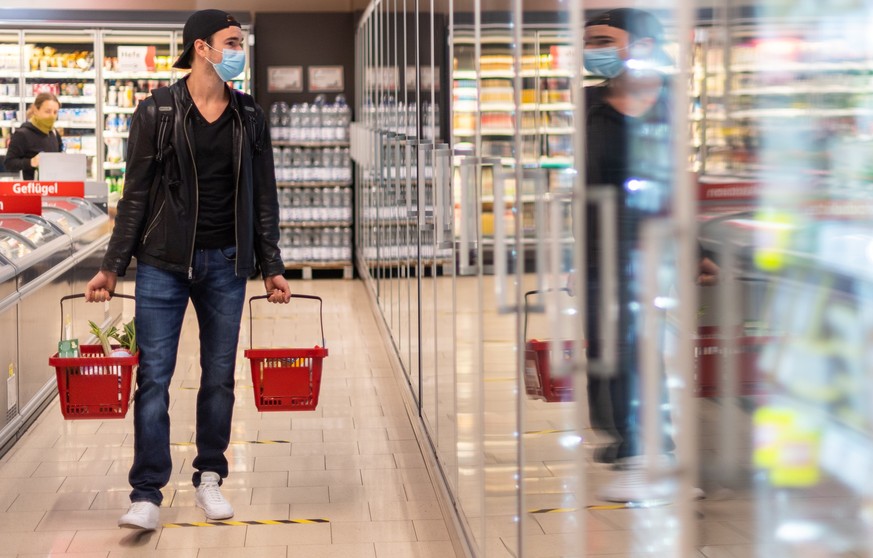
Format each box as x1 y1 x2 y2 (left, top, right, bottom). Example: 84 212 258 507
585 8 664 43
173 9 242 69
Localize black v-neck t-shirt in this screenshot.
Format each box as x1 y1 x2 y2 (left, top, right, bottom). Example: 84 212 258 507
192 103 235 249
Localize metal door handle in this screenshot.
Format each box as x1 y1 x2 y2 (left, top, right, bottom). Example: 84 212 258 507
587 186 618 376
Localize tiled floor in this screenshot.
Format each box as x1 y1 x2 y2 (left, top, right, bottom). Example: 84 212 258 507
0 279 457 558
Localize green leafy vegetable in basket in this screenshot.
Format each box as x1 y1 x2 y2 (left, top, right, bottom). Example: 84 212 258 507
89 321 118 357
111 318 137 355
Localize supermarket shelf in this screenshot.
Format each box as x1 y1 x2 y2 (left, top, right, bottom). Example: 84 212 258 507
732 107 873 119
103 106 137 114
453 102 574 112
0 69 19 78
731 62 873 73
56 121 97 129
285 261 353 269
103 162 126 170
23 95 96 105
273 140 350 147
482 194 538 203
732 85 873 96
0 96 20 104
103 131 129 138
454 69 573 79
480 70 514 79
25 70 96 79
455 127 573 136
277 181 353 188
0 121 19 128
103 70 174 80
454 70 477 80
280 220 353 228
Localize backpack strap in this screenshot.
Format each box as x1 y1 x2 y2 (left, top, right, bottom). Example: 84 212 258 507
150 86 174 162
234 90 263 155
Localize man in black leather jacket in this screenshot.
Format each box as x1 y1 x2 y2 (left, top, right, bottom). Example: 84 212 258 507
85 9 291 531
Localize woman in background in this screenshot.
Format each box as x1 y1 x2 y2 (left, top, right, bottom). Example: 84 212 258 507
5 92 63 180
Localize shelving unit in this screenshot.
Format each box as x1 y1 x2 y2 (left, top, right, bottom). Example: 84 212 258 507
272 126 354 279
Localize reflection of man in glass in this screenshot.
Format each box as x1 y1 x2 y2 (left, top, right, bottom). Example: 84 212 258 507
583 8 699 503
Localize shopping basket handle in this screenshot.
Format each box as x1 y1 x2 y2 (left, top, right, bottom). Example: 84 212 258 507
523 288 570 342
248 294 326 349
59 292 136 343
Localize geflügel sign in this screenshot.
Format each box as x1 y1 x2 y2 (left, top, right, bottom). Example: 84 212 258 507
0 181 85 197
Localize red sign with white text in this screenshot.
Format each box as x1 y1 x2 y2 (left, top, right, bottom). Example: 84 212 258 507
0 181 84 197
0 195 42 215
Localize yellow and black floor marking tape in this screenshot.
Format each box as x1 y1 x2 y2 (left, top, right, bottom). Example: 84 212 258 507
171 440 292 446
163 518 329 528
530 502 670 513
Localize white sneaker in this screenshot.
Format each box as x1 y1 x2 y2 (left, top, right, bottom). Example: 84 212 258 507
195 472 234 520
118 501 160 530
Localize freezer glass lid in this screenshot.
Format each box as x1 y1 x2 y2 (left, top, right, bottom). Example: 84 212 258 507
41 207 82 233
43 197 101 221
0 216 62 246
0 231 35 260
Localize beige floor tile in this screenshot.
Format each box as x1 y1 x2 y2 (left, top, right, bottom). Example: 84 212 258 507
0 459 39 478
253 454 326 472
699 545 757 558
288 469 363 488
243 522 332 546
107 550 198 558
5 492 95 513
268 542 376 558
5 447 86 463
0 510 48 532
80 446 136 462
368 500 443 521
328 484 406 504
0 530 76 554
393 453 426 469
292 417 355 431
57 475 133 493
404 483 437 501
331 520 416 543
0 476 65 496
322 428 388 443
155 524 248 549
33 460 114 477
169 486 254 509
327 454 397 470
412 519 450 541
291 442 360 456
37 509 128 531
251 486 330 505
373 540 457 558
197 546 287 558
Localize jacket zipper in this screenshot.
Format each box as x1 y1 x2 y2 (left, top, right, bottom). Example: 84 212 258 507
233 107 242 278
142 199 166 244
183 103 198 280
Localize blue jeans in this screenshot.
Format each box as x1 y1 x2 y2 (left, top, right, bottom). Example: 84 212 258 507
129 247 246 505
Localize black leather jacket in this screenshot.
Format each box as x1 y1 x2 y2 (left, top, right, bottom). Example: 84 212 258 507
102 77 284 279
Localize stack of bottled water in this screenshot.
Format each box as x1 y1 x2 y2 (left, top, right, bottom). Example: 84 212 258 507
280 227 352 263
273 146 352 184
278 187 353 224
269 94 351 144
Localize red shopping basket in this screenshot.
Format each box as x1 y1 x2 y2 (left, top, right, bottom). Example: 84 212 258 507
243 294 328 411
522 289 576 403
48 294 138 419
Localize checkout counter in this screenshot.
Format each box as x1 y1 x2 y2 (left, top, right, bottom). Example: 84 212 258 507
0 190 118 456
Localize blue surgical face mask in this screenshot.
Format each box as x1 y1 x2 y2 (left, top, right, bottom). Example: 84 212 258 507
583 47 626 79
205 43 246 82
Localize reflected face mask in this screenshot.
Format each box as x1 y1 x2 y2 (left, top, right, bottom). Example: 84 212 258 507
583 47 626 79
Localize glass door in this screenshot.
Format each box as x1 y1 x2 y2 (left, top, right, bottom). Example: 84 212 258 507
99 30 174 205
22 30 97 179
0 30 23 166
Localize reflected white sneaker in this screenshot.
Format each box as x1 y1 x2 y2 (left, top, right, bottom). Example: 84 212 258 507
195 472 234 520
118 501 160 530
597 462 706 504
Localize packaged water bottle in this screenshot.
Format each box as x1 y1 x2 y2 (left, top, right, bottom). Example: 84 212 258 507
269 102 281 142
291 147 303 182
342 227 352 260
341 147 352 182
342 187 352 221
299 103 311 142
321 104 335 143
278 102 290 141
335 94 350 141
301 149 312 183
289 104 301 142
290 190 301 221
279 147 291 182
321 149 333 183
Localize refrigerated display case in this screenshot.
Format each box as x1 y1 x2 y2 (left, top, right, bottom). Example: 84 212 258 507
0 253 19 442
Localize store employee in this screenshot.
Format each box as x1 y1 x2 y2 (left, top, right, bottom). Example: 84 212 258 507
4 92 63 180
